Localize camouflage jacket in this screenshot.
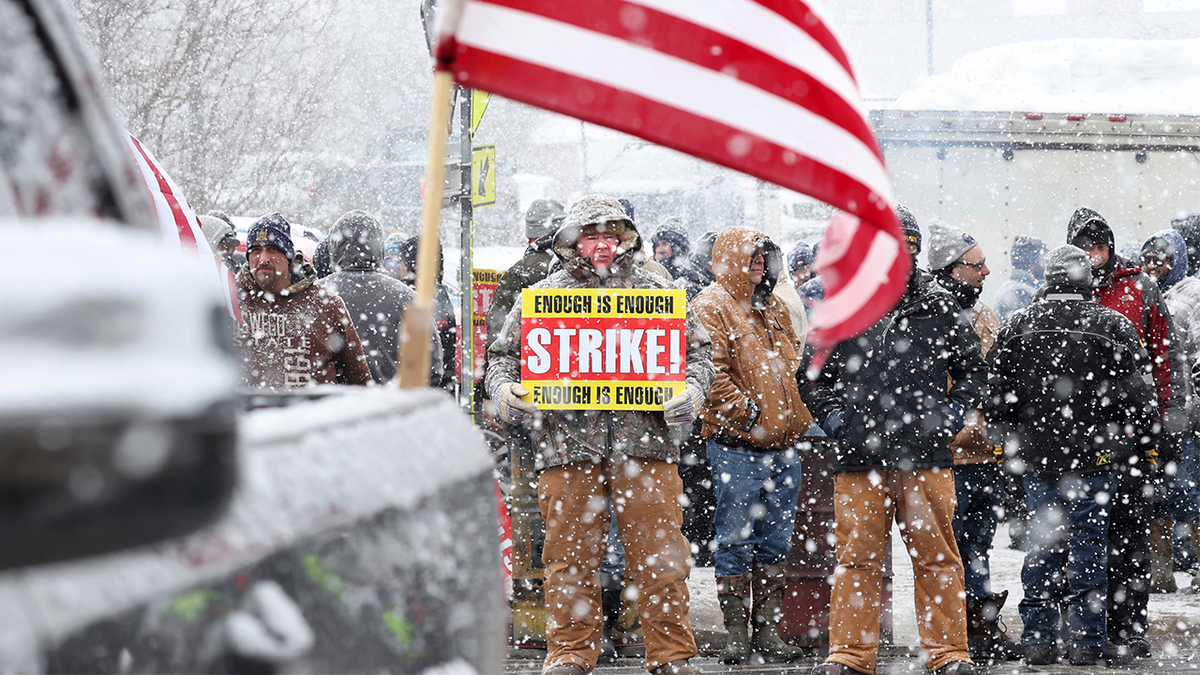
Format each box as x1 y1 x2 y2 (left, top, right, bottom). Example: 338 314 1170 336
485 197 714 471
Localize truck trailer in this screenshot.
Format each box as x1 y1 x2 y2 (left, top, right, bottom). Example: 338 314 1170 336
872 109 1200 304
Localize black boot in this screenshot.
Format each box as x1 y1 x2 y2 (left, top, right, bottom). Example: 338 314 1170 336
750 564 805 662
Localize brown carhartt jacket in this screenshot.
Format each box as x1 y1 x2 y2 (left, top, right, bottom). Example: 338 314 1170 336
236 265 373 389
693 227 814 450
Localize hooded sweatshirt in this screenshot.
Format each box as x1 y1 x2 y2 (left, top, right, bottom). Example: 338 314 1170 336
1067 207 1175 417
485 194 715 471
236 260 372 389
317 210 442 385
692 227 814 450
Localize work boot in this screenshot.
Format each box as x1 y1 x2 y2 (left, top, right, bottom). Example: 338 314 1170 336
1119 636 1152 658
716 573 751 665
749 563 805 662
1150 517 1178 593
966 591 1021 662
1068 641 1134 667
1023 643 1058 665
649 659 701 675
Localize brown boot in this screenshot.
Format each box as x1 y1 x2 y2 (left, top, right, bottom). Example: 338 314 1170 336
750 564 805 662
717 573 751 664
966 591 1021 662
1150 517 1178 593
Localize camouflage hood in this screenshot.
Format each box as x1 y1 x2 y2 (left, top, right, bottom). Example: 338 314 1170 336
552 194 641 281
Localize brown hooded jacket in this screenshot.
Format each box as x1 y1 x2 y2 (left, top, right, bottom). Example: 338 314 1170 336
692 227 814 450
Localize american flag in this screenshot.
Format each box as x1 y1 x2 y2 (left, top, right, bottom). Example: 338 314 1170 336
434 0 908 360
127 133 242 323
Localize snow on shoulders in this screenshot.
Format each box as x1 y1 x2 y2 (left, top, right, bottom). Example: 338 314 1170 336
895 38 1200 115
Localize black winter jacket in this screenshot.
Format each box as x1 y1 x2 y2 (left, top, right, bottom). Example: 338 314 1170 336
318 211 442 385
803 270 987 472
985 287 1158 477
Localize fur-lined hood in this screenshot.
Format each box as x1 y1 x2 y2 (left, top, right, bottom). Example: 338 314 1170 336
552 194 641 281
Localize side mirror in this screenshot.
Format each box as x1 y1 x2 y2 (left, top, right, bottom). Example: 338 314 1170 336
0 403 238 570
0 222 241 571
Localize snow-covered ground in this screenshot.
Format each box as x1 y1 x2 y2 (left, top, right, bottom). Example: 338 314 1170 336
895 38 1200 115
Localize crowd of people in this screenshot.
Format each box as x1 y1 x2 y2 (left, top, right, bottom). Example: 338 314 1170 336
202 197 1200 675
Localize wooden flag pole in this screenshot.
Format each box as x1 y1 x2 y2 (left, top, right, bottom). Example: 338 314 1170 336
398 70 454 389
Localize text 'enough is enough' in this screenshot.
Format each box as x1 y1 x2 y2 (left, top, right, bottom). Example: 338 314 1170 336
531 293 676 316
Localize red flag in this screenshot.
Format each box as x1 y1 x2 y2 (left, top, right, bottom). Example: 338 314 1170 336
434 0 908 360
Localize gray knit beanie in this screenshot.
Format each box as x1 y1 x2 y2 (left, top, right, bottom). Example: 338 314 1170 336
1044 245 1094 289
926 218 979 272
525 199 565 240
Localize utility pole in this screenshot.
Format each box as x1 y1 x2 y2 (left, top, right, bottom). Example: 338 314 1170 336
458 87 475 412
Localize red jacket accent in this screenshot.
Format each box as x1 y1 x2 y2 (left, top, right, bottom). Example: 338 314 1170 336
1095 265 1173 415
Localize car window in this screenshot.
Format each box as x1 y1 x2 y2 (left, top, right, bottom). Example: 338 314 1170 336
0 0 107 219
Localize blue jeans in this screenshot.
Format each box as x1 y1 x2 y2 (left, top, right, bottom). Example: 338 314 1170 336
953 462 1005 599
1019 472 1113 650
601 501 625 576
1154 435 1200 523
708 441 802 577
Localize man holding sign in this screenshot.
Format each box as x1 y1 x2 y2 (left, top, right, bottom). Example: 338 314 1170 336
486 194 714 675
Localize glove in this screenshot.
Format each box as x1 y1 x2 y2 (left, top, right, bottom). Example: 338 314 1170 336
944 401 966 435
493 382 537 425
822 410 845 440
663 385 705 426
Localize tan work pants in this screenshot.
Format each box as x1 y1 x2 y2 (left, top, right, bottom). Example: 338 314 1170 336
826 468 971 674
538 457 697 672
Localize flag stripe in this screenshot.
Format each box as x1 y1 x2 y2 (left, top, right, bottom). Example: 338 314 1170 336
812 227 899 328
452 50 888 225
481 0 878 155
442 0 908 358
744 0 853 77
127 132 243 324
456 2 891 202
128 135 199 253
627 0 862 116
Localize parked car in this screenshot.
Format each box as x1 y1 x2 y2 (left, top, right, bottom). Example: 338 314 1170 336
0 0 504 672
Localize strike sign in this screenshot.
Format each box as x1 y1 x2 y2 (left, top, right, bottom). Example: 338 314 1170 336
520 288 687 410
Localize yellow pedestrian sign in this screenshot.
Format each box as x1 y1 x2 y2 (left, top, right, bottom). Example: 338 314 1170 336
472 144 496 208
471 90 491 138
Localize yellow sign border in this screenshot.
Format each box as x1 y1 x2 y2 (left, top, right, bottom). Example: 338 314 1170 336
471 144 496 207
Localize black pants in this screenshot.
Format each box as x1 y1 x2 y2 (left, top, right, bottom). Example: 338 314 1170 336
1107 467 1153 642
678 422 716 567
